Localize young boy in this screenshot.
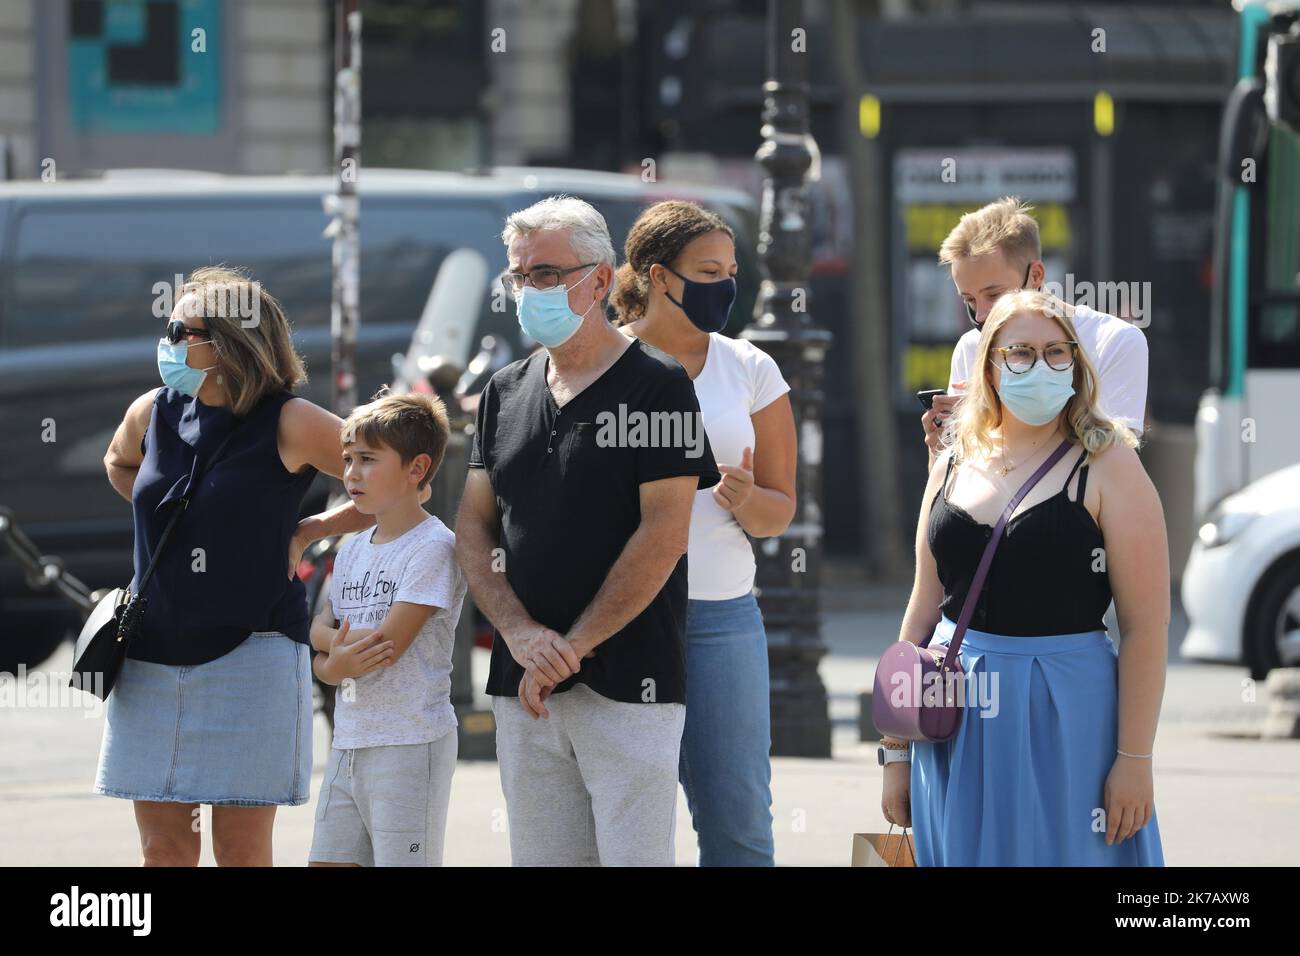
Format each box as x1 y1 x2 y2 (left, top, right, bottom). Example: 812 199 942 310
307 388 467 867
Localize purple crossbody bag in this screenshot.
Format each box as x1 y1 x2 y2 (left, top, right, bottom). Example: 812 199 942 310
871 439 1074 743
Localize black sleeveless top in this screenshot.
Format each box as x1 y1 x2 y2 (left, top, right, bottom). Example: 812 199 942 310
128 387 318 665
927 446 1111 636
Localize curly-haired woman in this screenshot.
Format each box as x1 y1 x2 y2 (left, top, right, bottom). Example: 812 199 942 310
611 201 797 866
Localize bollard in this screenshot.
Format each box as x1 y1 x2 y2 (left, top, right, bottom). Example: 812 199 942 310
1261 667 1300 739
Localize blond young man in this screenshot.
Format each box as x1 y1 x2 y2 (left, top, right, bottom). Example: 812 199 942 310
921 197 1149 468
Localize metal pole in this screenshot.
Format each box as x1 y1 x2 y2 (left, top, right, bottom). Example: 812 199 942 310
742 0 833 757
829 0 907 582
331 0 361 418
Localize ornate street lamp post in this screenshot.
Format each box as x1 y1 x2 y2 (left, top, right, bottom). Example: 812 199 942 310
743 0 833 757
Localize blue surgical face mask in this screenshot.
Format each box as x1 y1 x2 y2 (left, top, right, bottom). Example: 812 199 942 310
994 360 1076 426
662 265 737 334
157 339 217 397
514 266 598 348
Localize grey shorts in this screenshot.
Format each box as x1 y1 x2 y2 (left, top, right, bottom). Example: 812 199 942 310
492 682 686 866
308 733 457 866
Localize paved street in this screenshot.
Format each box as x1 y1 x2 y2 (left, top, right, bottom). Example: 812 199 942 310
2 575 1297 866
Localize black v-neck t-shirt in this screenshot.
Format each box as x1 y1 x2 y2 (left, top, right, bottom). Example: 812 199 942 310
469 338 720 705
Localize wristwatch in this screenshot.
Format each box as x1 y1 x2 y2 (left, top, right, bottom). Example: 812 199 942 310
878 745 911 766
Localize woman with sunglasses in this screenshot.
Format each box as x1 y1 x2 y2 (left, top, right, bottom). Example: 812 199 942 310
97 266 388 866
880 289 1167 866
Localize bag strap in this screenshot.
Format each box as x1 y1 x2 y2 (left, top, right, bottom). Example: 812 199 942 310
938 438 1074 672
885 822 911 866
133 423 241 597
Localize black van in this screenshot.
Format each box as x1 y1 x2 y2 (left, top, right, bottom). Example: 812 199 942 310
0 167 758 669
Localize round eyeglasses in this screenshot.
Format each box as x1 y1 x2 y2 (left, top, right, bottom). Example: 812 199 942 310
990 341 1078 374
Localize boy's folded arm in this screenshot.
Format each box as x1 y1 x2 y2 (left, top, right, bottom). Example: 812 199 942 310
309 600 338 652
312 652 340 685
371 601 437 662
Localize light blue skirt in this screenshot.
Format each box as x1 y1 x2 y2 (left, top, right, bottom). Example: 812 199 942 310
909 616 1164 866
94 631 313 806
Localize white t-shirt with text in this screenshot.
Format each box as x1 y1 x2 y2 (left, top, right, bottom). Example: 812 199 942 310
948 304 1148 435
328 513 467 750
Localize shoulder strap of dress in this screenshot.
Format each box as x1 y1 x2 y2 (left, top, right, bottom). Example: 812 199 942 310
938 450 957 498
1064 447 1089 501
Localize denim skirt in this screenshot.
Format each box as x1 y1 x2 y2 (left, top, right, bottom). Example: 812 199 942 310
94 630 313 806
909 615 1164 866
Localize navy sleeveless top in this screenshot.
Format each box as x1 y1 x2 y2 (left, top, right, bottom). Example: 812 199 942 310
127 387 319 664
927 446 1111 636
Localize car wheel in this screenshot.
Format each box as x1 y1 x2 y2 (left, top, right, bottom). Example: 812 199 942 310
1247 554 1300 681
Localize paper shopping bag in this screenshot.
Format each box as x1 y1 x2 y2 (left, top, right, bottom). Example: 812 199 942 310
851 830 916 867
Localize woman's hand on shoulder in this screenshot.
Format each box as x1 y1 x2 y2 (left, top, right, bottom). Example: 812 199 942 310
278 397 346 477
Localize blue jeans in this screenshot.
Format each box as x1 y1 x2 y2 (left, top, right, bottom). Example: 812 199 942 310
679 591 775 866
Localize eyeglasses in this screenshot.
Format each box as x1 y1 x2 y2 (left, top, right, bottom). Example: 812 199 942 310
964 262 1035 328
500 263 596 296
990 341 1079 374
164 318 212 345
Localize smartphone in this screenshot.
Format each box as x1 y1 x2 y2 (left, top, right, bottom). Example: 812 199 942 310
916 388 947 411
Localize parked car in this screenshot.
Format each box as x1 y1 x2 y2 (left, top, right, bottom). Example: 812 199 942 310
1181 462 1300 679
0 167 759 670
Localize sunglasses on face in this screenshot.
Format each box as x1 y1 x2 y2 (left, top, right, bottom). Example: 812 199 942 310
164 318 212 345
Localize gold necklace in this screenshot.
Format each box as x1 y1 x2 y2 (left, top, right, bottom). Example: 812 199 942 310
996 430 1055 477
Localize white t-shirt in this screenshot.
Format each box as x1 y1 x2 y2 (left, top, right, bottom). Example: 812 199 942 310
948 304 1149 435
328 513 467 749
688 332 791 599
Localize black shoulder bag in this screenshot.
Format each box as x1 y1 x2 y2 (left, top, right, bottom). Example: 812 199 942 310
70 424 241 701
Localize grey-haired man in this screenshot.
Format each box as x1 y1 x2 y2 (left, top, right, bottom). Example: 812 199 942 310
455 196 720 865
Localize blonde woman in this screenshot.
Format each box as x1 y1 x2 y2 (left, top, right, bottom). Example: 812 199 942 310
880 289 1167 866
98 266 385 866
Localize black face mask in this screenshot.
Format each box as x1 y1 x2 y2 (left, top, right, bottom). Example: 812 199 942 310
662 265 737 334
965 262 1035 329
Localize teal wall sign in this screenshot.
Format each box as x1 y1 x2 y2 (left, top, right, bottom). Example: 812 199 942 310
67 0 222 134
